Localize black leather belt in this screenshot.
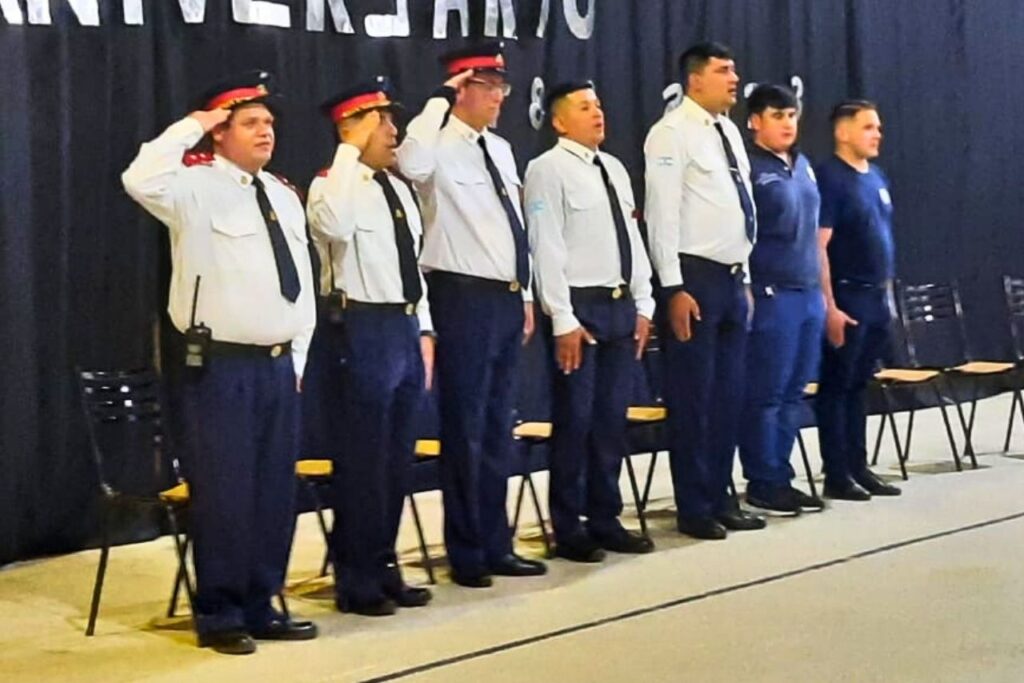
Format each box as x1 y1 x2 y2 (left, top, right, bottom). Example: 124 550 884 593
427 270 525 294
208 340 291 359
679 253 746 281
570 286 631 303
344 299 417 315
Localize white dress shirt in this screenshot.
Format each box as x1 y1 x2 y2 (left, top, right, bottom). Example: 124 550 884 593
397 99 532 301
307 143 432 332
524 137 656 336
122 117 317 377
644 96 754 288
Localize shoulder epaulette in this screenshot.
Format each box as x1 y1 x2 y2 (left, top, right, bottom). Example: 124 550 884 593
182 151 214 167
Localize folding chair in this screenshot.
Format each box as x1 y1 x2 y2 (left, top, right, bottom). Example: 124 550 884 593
898 281 1016 466
297 447 440 586
1000 275 1024 452
76 368 193 636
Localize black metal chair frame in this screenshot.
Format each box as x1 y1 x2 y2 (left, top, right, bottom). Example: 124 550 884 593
77 368 194 636
1000 275 1024 452
897 280 1016 468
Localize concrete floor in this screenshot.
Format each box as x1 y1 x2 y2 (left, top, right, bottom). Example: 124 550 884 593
3 394 1024 683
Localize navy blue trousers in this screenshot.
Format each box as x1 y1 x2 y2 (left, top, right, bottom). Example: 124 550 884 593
739 287 825 495
329 307 424 605
548 294 636 541
660 257 749 520
815 284 892 485
427 273 522 576
181 354 298 636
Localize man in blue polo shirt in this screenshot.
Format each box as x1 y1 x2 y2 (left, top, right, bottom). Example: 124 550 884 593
815 99 901 500
738 85 826 515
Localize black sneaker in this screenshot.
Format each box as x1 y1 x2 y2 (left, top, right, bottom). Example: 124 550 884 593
787 487 825 512
746 487 801 516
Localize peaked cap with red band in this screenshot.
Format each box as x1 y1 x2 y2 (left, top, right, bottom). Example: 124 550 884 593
440 41 508 76
194 69 281 113
320 75 400 124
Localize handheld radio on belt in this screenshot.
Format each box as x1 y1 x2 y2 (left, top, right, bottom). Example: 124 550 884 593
324 243 346 325
184 275 212 368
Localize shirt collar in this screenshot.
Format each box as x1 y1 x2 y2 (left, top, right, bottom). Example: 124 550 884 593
448 114 484 144
747 143 794 169
679 95 728 128
556 137 599 164
214 154 264 188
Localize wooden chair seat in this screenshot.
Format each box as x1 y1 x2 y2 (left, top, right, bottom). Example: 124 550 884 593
874 368 940 383
158 482 190 505
953 361 1016 375
295 459 332 478
415 439 441 458
627 406 667 422
513 421 553 440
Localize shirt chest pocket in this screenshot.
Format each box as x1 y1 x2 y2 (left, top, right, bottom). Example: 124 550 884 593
450 164 491 189
208 218 267 272
565 189 603 215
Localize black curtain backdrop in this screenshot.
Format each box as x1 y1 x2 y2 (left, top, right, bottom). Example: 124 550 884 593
2 0 1022 564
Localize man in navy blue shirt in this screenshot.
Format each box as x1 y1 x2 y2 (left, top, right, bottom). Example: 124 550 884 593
738 85 826 515
815 100 901 500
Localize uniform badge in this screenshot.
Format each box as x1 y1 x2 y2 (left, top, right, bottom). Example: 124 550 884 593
879 188 892 205
806 165 817 183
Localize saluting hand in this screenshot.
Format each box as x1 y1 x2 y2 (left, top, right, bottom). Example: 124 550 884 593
444 69 475 91
555 326 597 374
826 306 858 348
188 108 232 133
347 110 382 153
668 290 701 342
634 315 651 360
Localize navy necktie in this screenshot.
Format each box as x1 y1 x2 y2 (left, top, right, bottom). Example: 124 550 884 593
477 136 530 288
251 176 301 303
593 155 633 285
373 171 423 304
713 121 756 243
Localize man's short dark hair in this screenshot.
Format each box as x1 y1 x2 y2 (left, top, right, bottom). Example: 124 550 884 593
678 42 734 80
830 99 878 125
746 84 799 116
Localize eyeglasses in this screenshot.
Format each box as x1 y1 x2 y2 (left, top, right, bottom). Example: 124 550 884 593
468 78 512 97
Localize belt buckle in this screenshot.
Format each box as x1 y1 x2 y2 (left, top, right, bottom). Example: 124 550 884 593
729 263 744 278
509 281 521 293
270 344 283 358
611 287 623 300
404 303 415 315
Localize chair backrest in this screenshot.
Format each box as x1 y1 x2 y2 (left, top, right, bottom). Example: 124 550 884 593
76 368 180 500
896 281 970 368
1003 275 1024 361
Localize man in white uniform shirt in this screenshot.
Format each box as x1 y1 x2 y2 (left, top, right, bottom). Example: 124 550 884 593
644 43 766 540
397 42 546 587
122 71 317 654
307 74 470 616
525 81 656 562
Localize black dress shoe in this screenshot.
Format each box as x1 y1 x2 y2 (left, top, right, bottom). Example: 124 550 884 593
336 597 397 616
385 584 433 608
787 487 826 512
746 487 801 516
488 553 548 577
591 528 654 554
822 480 871 501
716 508 767 531
250 618 318 641
853 470 902 496
554 533 606 563
450 571 493 588
676 516 727 540
198 630 257 655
